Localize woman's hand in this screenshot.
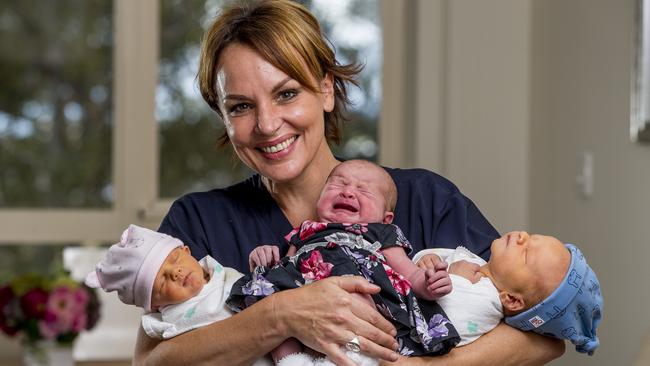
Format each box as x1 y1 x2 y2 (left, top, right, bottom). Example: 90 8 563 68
276 276 400 366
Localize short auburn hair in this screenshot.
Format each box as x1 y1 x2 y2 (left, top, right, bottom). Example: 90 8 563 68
198 0 362 146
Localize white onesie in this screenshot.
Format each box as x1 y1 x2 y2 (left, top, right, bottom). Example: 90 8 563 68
413 247 503 346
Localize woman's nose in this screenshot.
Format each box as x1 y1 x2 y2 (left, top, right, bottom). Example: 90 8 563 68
255 104 282 136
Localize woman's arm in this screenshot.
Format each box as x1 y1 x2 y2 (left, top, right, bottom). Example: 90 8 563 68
134 276 400 366
380 322 565 366
134 300 282 366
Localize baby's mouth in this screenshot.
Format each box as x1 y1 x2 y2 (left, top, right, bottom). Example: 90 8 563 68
182 272 192 286
333 203 358 213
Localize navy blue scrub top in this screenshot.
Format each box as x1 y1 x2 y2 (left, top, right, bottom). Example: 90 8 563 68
158 167 499 273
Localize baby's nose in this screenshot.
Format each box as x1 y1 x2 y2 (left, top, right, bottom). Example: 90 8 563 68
171 267 182 280
516 231 530 244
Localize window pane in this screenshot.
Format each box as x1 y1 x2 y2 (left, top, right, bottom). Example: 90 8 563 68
308 0 382 162
158 0 381 198
0 1 114 208
158 0 251 199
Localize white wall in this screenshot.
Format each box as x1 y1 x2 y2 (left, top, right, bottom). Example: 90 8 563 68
442 0 531 232
385 0 532 233
531 0 650 364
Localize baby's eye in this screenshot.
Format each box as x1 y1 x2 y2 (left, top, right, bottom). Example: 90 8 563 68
357 185 371 193
156 278 165 291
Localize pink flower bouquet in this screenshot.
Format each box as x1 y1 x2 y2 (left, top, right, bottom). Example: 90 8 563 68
0 273 100 346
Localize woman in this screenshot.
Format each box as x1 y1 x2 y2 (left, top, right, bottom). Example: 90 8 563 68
134 1 564 365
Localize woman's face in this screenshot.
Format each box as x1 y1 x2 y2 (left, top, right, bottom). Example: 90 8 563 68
215 43 335 183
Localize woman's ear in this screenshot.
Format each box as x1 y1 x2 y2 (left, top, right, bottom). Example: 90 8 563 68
499 291 526 314
321 73 335 112
383 211 394 224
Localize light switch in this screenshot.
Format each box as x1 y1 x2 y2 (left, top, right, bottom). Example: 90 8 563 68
575 151 594 198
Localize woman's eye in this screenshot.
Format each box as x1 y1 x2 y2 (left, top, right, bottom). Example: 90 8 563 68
228 103 252 115
277 89 297 102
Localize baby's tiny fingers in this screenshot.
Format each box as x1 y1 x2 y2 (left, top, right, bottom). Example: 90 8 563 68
428 270 449 284
250 251 262 268
430 283 452 296
263 246 274 264
418 256 437 269
428 277 451 294
434 275 451 287
272 246 280 263
433 260 448 271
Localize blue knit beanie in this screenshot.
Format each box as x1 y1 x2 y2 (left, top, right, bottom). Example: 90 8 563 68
504 244 602 355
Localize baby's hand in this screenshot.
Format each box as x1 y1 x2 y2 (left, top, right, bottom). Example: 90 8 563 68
249 245 280 272
423 261 452 299
448 260 482 284
417 254 444 270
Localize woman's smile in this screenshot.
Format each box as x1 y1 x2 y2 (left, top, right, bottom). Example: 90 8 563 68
257 135 298 158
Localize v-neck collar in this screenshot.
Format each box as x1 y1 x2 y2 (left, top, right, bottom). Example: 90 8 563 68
250 174 295 242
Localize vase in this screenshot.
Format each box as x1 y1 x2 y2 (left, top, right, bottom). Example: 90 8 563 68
22 341 74 366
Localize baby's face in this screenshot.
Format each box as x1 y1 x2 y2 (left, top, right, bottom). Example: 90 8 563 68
151 246 207 310
488 231 570 303
316 162 393 224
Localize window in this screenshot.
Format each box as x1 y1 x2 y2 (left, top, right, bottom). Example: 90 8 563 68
0 1 113 208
